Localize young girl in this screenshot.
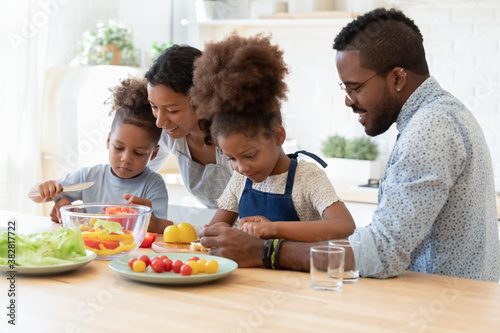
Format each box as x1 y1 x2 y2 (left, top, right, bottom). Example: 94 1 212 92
29 78 171 233
190 33 356 242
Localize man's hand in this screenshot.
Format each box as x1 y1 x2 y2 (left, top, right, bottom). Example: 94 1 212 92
124 193 173 233
50 198 71 223
238 215 277 239
199 223 265 268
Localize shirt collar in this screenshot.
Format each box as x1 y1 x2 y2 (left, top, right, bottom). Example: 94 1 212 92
396 76 441 134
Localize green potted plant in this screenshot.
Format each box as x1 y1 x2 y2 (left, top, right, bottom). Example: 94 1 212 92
77 20 137 66
321 135 381 183
145 41 173 68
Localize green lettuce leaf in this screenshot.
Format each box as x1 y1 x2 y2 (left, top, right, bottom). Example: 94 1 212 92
93 219 124 234
0 227 87 266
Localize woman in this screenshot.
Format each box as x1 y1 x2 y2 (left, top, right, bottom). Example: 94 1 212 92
144 45 233 209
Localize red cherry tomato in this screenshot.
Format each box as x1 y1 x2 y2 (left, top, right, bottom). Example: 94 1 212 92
159 255 169 261
180 264 193 276
139 233 157 248
150 258 165 273
138 255 151 267
128 258 138 269
172 259 183 273
163 259 173 272
190 256 200 262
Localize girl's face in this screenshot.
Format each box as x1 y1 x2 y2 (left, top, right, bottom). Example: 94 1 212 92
107 123 159 179
147 84 199 139
218 127 288 183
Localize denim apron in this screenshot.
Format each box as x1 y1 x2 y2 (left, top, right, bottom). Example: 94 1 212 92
238 150 327 221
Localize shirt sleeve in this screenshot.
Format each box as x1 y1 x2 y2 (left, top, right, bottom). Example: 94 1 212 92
216 172 244 213
53 168 87 203
300 162 342 216
355 111 466 279
144 173 169 220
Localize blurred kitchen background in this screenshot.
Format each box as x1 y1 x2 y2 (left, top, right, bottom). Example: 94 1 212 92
0 0 499 218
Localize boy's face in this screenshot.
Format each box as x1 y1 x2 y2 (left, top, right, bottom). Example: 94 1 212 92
107 123 159 179
218 127 288 184
147 84 199 139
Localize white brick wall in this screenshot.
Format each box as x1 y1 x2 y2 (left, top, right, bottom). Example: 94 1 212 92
198 0 500 191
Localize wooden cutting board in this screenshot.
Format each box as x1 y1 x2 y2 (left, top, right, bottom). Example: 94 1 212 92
151 240 203 254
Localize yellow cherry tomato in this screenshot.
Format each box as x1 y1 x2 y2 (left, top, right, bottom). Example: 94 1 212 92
197 259 207 273
132 259 147 273
186 260 199 275
205 260 219 274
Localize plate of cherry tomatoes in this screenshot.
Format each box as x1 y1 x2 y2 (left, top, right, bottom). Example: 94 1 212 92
108 253 238 284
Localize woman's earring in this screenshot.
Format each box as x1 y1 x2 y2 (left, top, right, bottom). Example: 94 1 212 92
397 88 401 92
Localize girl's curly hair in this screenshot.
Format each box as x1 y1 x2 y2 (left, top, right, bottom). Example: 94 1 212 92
189 33 289 141
108 77 162 144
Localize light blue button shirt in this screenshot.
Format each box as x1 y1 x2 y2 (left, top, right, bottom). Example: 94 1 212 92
349 77 500 282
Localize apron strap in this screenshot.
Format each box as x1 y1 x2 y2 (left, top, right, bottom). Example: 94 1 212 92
287 150 328 168
284 157 298 195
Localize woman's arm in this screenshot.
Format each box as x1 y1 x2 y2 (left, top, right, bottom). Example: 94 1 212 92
239 201 356 242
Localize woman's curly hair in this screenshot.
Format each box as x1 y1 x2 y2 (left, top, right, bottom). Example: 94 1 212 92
189 33 289 141
107 77 162 144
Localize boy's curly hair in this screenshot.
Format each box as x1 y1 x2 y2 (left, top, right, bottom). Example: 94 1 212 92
108 77 162 144
189 33 289 141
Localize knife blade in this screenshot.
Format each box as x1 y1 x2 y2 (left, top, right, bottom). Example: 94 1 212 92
28 182 95 198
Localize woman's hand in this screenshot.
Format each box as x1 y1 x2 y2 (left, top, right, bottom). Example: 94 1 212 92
238 215 278 239
50 198 71 223
199 222 265 268
124 193 173 233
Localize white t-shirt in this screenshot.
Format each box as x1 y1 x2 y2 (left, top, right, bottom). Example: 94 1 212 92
148 132 233 208
217 160 342 221
54 164 169 219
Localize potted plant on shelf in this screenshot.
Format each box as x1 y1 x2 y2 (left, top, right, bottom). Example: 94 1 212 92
76 20 137 66
321 135 381 184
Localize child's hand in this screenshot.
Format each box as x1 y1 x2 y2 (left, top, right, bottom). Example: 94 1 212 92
34 180 63 202
50 198 71 223
239 216 277 239
124 193 173 233
124 193 152 208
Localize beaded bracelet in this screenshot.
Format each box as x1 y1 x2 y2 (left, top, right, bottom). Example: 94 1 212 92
272 239 285 270
262 239 275 269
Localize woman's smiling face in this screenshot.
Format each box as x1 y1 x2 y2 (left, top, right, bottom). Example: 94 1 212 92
147 84 199 139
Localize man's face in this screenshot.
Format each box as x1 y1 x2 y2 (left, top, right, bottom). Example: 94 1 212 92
335 51 400 137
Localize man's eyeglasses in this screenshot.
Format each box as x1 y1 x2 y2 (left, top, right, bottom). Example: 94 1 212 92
338 68 392 102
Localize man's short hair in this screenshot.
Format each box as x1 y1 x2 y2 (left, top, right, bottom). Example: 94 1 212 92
333 8 429 76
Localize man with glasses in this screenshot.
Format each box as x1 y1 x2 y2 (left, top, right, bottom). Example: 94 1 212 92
199 8 500 282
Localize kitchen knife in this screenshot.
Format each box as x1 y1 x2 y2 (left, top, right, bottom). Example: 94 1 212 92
28 181 95 198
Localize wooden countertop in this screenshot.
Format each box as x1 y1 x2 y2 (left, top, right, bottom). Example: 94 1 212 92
1 210 500 332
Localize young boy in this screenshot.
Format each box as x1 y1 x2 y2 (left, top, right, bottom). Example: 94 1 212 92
29 78 170 233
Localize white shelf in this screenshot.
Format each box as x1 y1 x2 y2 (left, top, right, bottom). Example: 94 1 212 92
181 18 353 27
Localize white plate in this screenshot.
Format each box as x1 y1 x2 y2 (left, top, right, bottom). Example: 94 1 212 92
0 250 96 275
109 253 238 285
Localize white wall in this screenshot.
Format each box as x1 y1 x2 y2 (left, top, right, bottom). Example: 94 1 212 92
179 0 500 191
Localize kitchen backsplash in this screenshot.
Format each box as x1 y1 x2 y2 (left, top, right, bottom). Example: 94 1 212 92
189 0 500 190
